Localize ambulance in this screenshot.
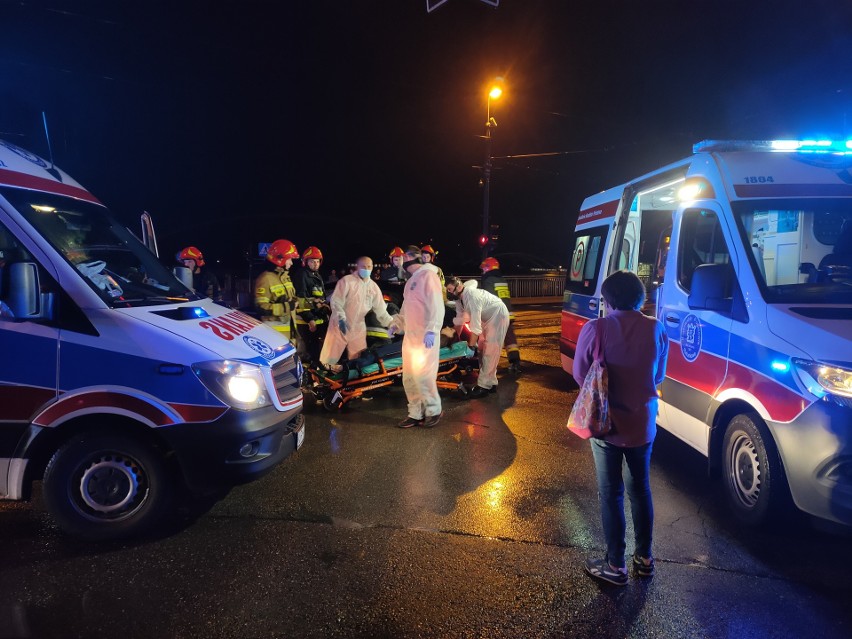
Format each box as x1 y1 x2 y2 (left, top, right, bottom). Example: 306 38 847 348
562 140 852 527
0 140 305 539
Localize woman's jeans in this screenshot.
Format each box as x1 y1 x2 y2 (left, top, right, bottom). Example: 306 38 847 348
590 438 654 568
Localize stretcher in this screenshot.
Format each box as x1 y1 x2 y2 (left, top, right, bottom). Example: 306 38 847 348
303 340 478 410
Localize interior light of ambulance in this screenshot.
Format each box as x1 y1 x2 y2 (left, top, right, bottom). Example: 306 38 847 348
678 179 714 201
31 204 56 213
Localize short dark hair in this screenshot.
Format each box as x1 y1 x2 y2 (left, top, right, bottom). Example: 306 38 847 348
404 245 422 258
601 270 646 311
446 275 462 289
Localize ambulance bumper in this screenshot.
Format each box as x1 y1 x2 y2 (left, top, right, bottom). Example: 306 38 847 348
767 399 852 526
162 403 305 494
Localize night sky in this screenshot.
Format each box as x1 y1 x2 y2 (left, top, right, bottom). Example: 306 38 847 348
2 0 852 276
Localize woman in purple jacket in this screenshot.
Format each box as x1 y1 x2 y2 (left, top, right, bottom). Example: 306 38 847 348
573 270 669 586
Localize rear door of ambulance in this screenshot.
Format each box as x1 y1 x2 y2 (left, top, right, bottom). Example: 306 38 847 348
560 186 624 372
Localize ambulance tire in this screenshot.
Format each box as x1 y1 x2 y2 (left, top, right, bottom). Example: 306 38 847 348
722 413 791 527
43 433 172 541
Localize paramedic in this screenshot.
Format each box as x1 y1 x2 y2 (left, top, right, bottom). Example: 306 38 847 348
320 256 394 365
381 247 408 283
254 239 299 343
480 257 522 374
446 276 509 399
178 246 222 301
573 270 668 586
293 245 329 364
391 246 445 428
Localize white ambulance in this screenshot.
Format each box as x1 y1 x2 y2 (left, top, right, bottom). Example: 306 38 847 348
0 140 305 539
562 140 852 527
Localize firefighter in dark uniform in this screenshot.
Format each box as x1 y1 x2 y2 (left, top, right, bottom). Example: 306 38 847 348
178 246 222 301
293 245 330 364
480 257 522 374
254 239 299 344
380 246 408 283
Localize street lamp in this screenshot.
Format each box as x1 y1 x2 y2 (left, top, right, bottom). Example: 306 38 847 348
481 77 503 259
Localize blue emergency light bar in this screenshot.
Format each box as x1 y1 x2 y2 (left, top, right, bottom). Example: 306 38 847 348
693 140 852 154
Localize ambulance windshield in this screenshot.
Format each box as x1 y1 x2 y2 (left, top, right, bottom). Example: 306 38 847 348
732 199 852 304
2 187 197 308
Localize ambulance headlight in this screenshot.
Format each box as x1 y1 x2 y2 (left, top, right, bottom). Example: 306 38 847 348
192 360 272 410
792 359 852 401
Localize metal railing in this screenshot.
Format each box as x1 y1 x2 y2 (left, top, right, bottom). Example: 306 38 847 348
462 273 566 299
229 272 567 308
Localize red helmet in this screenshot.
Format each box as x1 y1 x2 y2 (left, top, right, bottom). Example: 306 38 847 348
302 246 323 265
389 246 405 259
480 257 500 272
267 239 299 267
179 246 205 267
420 244 437 257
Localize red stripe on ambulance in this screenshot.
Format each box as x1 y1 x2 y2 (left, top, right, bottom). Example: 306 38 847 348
0 168 102 205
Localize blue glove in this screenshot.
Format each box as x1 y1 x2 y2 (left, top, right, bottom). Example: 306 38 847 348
338 319 348 335
464 346 475 358
423 331 436 348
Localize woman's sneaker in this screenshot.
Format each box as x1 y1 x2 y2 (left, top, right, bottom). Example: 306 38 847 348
584 557 628 586
632 554 655 577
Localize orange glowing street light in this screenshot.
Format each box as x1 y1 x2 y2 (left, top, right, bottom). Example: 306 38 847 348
481 76 504 258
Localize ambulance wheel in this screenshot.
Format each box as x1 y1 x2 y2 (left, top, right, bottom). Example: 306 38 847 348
323 392 343 411
722 413 791 526
43 432 172 541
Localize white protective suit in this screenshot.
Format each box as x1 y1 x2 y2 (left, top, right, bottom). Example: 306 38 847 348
393 263 445 419
453 280 510 389
320 273 393 364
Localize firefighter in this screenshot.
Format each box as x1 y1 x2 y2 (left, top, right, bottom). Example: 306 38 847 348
254 239 299 343
178 246 222 301
480 257 522 374
293 245 330 364
420 244 447 292
380 246 408 283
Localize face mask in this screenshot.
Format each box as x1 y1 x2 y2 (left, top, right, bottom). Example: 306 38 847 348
358 268 371 279
402 258 422 271
447 290 458 301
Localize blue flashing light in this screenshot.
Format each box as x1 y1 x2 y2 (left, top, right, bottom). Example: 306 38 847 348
696 140 852 155
771 360 790 373
193 307 208 318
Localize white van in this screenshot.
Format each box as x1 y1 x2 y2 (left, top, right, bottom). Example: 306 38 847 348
0 140 305 539
561 140 852 527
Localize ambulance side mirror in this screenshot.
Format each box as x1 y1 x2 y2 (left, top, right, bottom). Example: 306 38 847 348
6 261 47 319
688 263 733 313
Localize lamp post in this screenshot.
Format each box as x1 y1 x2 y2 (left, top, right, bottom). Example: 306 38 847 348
481 78 503 259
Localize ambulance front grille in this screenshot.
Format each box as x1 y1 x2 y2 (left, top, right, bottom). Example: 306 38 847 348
271 355 302 405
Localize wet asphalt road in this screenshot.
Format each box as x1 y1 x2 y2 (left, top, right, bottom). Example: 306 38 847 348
2 304 852 639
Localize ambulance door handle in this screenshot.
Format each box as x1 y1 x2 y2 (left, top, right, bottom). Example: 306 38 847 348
665 314 680 326
588 299 598 312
